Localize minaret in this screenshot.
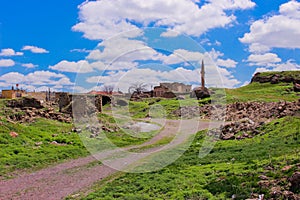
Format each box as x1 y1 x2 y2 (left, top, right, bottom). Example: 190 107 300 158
201 60 205 89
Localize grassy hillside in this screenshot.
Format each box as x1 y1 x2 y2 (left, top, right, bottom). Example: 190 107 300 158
226 82 299 103
0 118 88 177
77 116 300 200
0 100 160 178
226 70 300 103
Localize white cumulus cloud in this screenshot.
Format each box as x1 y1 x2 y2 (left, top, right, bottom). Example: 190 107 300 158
49 60 94 73
0 71 73 91
72 0 255 40
162 48 237 68
22 45 49 54
240 1 300 52
87 37 163 63
216 58 237 68
254 60 300 74
85 64 240 92
0 59 15 67
0 48 23 56
246 53 282 66
21 63 38 68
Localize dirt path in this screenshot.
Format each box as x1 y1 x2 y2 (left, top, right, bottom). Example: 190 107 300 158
0 119 221 200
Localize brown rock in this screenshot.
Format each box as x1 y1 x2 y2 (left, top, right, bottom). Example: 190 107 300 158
9 131 19 138
289 172 300 193
282 165 293 171
283 191 295 199
259 175 269 180
270 186 283 198
294 82 300 92
50 141 58 145
258 180 270 188
222 133 235 140
35 142 43 146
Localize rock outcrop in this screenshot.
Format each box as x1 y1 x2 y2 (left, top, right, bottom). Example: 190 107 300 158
251 71 300 92
294 83 300 92
251 72 300 84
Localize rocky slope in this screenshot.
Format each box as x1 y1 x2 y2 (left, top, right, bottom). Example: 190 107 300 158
174 100 300 140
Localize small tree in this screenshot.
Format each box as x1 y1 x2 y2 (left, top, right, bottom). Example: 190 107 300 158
128 82 147 94
102 85 114 94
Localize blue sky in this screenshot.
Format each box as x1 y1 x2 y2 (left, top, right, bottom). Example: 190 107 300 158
0 0 300 92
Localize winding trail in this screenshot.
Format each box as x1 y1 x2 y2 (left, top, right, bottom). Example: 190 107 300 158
0 119 222 200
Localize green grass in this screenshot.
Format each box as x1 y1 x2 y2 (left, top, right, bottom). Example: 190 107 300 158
0 103 162 177
78 116 300 200
226 82 299 103
128 136 174 153
0 99 90 177
99 113 162 146
118 98 210 119
0 118 88 177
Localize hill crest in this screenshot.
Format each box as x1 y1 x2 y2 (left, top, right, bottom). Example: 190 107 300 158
251 71 300 84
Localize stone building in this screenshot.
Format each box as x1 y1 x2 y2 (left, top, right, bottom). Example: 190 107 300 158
152 82 191 98
153 85 176 98
160 82 191 93
153 85 169 97
1 89 26 99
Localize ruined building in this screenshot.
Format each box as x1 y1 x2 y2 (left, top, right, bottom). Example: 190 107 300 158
153 82 191 98
160 82 191 93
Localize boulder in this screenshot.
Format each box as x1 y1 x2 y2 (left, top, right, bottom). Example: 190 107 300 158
116 99 128 106
9 131 19 138
271 75 280 84
294 82 300 92
221 133 235 140
289 172 300 193
193 87 210 100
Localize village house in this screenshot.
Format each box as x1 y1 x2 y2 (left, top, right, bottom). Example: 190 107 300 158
153 85 169 97
1 88 26 99
152 82 191 98
160 82 192 93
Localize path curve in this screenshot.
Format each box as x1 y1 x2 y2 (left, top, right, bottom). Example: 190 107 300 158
0 119 221 200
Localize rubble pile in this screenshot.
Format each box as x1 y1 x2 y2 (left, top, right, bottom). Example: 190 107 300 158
174 100 300 140
62 95 102 116
4 97 72 123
